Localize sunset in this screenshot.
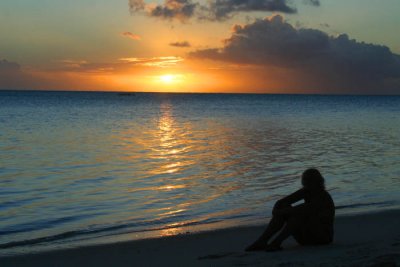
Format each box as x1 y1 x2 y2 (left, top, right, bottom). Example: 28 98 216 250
1 1 400 267
1 0 399 94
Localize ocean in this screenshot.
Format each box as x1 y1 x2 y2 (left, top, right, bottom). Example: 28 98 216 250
1 90 400 256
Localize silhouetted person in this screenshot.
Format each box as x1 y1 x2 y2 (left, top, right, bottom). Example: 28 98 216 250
246 168 335 252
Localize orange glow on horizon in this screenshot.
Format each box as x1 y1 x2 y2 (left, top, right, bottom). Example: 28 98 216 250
158 74 185 85
22 58 279 93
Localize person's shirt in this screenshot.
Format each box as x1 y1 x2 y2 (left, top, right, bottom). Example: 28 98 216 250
279 188 335 234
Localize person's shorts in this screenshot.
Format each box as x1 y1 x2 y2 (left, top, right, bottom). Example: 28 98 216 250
292 216 332 245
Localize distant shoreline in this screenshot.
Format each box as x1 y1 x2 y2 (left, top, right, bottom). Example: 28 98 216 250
1 89 400 97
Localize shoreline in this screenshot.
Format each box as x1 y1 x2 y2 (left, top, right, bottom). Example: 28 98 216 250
1 209 399 267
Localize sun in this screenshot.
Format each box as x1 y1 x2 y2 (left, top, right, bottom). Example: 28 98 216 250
151 73 189 90
160 74 175 84
159 74 180 84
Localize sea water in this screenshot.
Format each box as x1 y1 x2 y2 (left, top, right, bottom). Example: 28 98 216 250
1 91 400 255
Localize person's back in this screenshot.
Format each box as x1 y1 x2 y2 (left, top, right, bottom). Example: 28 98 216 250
246 168 335 251
302 187 335 244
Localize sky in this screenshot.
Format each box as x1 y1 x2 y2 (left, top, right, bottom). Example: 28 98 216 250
0 0 400 94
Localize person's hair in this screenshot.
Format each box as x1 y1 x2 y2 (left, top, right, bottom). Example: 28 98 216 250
302 168 325 190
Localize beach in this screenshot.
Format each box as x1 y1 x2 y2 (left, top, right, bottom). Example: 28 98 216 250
2 209 399 267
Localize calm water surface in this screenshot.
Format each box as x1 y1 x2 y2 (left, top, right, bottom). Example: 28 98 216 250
1 91 400 255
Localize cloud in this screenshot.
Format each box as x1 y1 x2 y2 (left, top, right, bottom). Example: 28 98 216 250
190 15 400 93
130 0 197 22
0 56 187 91
129 0 319 21
169 41 191 47
54 56 184 73
0 59 21 72
304 0 320 6
129 0 146 11
122 31 141 40
119 56 184 67
0 59 24 89
58 59 89 68
205 0 297 20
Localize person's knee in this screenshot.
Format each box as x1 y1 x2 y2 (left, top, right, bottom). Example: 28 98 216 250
274 200 291 209
286 215 306 227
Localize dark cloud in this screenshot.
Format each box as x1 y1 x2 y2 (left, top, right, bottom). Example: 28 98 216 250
129 0 319 21
205 0 297 20
190 15 400 93
0 59 33 90
151 0 197 21
130 0 197 21
129 0 146 11
0 59 20 72
169 41 191 47
304 0 320 6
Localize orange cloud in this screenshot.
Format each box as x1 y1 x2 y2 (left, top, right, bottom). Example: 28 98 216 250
121 31 141 41
169 41 191 48
119 56 184 68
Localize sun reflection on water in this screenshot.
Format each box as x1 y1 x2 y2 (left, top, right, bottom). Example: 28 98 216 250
109 98 296 239
148 101 195 231
159 226 182 237
153 101 186 172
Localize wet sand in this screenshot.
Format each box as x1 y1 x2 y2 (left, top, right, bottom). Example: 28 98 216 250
1 210 400 267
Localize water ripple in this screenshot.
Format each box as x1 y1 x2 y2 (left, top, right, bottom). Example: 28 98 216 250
1 92 400 255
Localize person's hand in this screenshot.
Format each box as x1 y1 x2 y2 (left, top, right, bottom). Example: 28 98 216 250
272 208 281 216
272 200 283 216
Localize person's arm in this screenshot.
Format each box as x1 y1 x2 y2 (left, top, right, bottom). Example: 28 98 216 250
276 189 305 206
278 203 313 217
277 193 324 217
272 189 305 215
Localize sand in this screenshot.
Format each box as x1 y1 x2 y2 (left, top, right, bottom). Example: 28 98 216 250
1 210 400 267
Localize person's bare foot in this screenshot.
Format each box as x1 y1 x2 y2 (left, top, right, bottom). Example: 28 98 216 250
245 241 266 252
265 244 282 252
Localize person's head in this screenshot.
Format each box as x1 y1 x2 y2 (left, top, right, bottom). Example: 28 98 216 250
301 168 325 191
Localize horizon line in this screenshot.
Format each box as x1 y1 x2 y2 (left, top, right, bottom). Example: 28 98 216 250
1 89 400 97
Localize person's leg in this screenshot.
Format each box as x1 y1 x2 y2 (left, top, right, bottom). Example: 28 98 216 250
265 215 305 251
304 220 333 246
245 215 286 251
